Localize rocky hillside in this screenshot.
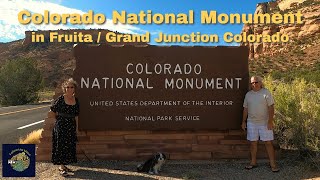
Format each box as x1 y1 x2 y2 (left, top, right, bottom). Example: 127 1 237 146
0 29 147 88
241 0 320 75
0 38 74 87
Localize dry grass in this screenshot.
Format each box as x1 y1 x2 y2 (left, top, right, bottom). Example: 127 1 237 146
38 89 55 102
19 129 43 144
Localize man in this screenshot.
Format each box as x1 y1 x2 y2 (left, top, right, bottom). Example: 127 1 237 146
242 76 279 172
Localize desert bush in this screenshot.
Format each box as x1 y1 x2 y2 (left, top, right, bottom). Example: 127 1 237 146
0 58 43 106
270 63 320 87
19 129 43 144
264 76 320 168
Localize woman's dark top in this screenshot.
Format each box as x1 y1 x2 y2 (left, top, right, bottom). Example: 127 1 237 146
50 95 79 165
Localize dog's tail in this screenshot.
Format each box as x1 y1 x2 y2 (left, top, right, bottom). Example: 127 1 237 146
137 164 143 172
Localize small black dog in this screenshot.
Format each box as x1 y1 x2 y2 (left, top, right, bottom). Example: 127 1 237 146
137 152 166 174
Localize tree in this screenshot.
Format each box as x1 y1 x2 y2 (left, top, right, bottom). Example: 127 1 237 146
0 58 43 106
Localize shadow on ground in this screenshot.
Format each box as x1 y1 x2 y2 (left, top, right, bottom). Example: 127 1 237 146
65 169 156 180
69 159 320 180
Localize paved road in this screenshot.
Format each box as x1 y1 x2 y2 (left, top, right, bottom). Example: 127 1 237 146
0 103 50 159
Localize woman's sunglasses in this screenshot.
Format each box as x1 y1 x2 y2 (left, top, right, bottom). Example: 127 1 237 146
251 82 259 84
66 86 74 89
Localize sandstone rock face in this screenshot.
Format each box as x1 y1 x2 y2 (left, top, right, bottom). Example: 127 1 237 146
255 1 279 14
278 0 307 10
255 3 269 14
241 0 320 59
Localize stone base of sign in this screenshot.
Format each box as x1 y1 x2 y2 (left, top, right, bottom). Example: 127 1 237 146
36 112 280 161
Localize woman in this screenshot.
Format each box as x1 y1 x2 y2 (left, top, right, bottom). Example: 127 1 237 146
50 78 80 176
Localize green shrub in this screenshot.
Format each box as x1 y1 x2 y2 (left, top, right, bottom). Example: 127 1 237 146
265 77 320 150
269 63 320 87
264 76 320 167
0 58 43 106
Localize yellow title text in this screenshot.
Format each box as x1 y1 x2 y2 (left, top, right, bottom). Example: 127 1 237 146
18 10 303 25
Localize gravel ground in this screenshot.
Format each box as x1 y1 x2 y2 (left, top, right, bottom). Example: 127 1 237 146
1 158 319 180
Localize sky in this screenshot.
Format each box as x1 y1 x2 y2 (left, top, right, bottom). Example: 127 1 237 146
0 0 266 45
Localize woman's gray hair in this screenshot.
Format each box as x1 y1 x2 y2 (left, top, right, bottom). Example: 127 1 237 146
251 75 264 88
61 78 78 93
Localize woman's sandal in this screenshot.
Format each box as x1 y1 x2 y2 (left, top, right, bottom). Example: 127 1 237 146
270 165 280 173
245 164 258 170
